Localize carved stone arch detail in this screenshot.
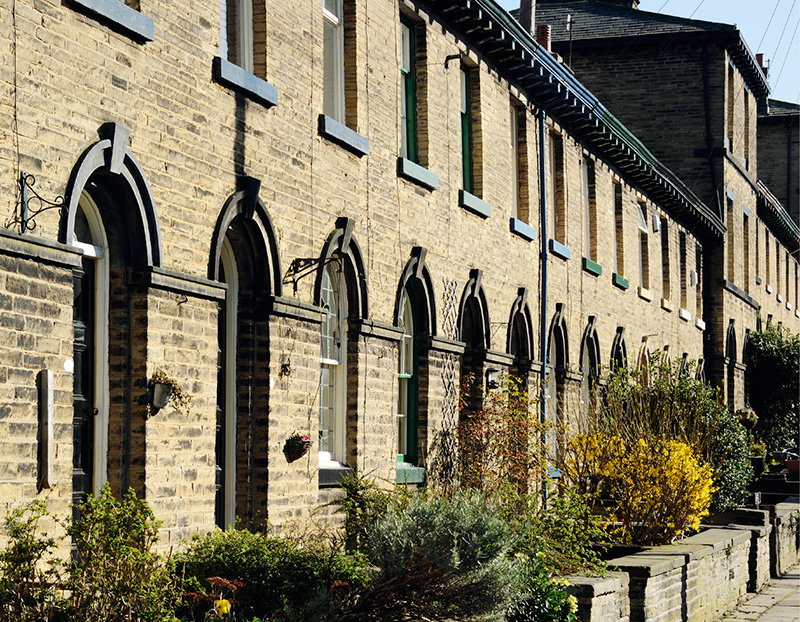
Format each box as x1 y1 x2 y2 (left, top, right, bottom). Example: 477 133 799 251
579 316 601 378
610 326 627 370
547 303 569 370
208 177 283 296
394 246 437 337
313 217 368 320
62 123 162 267
457 269 491 350
726 319 738 363
507 287 533 364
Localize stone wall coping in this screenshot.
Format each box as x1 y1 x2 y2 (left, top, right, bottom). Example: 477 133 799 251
682 527 751 549
130 266 227 300
484 349 515 365
637 543 713 562
609 554 684 576
425 336 466 354
565 571 629 598
735 508 771 526
351 318 404 342
269 296 323 324
0 228 82 268
724 523 771 538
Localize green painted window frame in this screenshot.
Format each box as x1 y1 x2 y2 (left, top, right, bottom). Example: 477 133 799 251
400 17 417 163
397 288 420 465
460 66 473 194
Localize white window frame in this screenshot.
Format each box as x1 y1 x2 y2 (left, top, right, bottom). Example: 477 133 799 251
323 0 345 123
221 0 254 73
397 293 414 459
74 193 110 497
319 262 347 466
219 239 238 529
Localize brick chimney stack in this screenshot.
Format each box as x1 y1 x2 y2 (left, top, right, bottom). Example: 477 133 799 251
756 53 770 81
519 0 536 37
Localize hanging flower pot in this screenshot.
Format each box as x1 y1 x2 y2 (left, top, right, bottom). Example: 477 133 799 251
146 369 191 417
284 432 312 463
151 382 173 410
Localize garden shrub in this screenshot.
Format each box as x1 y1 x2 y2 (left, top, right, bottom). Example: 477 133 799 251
334 469 392 552
176 528 368 621
578 356 750 512
506 553 578 622
458 375 547 507
748 325 800 454
336 490 524 622
0 499 64 622
516 489 607 577
564 435 714 545
65 485 179 622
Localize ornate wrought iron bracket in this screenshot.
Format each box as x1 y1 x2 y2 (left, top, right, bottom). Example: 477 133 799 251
6 171 65 234
282 256 340 295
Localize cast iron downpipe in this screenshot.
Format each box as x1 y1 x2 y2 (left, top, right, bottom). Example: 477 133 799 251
538 102 550 507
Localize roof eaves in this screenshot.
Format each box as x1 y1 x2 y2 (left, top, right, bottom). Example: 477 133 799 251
443 0 725 238
756 181 800 252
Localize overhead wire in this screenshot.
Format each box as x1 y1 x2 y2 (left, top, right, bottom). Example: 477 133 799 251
756 0 782 52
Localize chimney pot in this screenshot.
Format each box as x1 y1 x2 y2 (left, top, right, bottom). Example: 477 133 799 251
536 24 552 52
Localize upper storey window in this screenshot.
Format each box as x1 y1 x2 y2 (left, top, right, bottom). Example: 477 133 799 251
460 66 474 194
221 0 254 72
400 17 417 162
324 0 345 123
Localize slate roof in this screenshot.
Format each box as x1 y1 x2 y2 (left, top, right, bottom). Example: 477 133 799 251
530 0 770 99
761 99 800 118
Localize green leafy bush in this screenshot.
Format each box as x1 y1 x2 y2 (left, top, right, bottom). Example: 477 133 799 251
0 499 64 622
748 325 800 454
575 356 751 512
65 485 179 622
336 490 523 622
506 553 578 622
176 528 368 621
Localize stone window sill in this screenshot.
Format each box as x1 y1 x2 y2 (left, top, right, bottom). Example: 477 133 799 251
612 272 629 290
213 57 278 108
397 157 438 190
319 115 370 157
510 218 536 242
549 239 571 261
638 286 652 302
65 0 154 41
582 257 602 276
679 308 691 322
396 462 426 484
459 190 491 219
661 298 673 312
695 318 706 330
319 464 353 488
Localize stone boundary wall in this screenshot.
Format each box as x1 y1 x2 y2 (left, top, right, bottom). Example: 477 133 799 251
566 518 780 622
769 499 800 576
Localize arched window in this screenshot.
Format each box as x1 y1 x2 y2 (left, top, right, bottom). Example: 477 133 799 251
71 193 110 511
726 320 737 410
579 317 600 423
398 289 418 464
610 327 627 373
546 305 568 463
458 270 489 417
320 260 347 466
216 239 238 529
210 180 281 529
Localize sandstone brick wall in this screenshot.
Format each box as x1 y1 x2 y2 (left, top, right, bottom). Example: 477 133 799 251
0 0 793 543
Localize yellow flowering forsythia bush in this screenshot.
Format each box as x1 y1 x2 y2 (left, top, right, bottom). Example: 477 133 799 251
564 434 715 545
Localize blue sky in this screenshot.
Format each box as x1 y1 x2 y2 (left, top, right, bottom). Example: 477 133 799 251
495 0 799 104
